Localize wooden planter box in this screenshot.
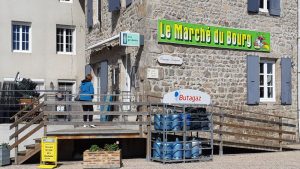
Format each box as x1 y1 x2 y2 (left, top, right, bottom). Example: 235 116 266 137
83 150 121 169
0 145 10 166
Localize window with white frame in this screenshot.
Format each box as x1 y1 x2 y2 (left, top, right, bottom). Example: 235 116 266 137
259 0 270 13
56 26 75 54
259 60 275 102
12 22 31 52
60 0 73 3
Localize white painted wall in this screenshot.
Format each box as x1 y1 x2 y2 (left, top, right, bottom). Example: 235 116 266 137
0 0 86 89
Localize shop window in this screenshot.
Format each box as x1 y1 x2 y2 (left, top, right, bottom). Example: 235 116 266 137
259 61 275 102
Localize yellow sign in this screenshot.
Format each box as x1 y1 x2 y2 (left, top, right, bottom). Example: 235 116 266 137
38 137 57 169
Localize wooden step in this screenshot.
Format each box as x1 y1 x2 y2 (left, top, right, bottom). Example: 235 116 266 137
34 138 41 143
17 150 26 156
17 142 41 165
25 144 38 149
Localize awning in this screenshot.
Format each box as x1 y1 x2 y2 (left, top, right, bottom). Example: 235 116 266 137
86 34 120 51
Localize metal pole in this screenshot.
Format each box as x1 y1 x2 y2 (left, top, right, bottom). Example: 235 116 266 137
219 112 224 156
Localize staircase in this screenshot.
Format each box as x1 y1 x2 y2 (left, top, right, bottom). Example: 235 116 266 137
9 95 45 165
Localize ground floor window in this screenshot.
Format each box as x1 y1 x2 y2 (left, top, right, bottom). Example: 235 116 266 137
259 60 275 102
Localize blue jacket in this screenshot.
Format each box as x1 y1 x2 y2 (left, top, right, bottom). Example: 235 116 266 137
79 80 94 101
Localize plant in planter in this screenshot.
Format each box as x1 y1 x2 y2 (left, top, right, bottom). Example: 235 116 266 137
83 143 121 169
0 143 10 166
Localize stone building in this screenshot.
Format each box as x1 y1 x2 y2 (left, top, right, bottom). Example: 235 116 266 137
86 0 298 142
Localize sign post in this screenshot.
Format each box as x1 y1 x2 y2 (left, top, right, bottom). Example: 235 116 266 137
38 137 58 169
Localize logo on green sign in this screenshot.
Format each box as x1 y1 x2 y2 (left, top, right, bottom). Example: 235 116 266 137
158 20 270 52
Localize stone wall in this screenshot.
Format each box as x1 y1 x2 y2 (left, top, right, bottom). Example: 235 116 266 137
142 0 298 119
86 0 298 142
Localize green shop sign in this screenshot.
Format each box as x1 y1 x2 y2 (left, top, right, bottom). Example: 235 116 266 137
158 19 270 52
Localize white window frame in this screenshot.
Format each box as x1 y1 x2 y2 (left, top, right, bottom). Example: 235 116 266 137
12 21 32 53
259 60 276 102
259 0 269 13
56 25 76 55
59 0 73 3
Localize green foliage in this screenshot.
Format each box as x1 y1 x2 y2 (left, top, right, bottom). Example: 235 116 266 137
89 145 100 152
0 143 9 149
89 143 119 152
104 143 119 151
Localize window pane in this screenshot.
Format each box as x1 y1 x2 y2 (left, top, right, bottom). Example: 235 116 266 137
260 75 264 85
260 0 264 8
267 87 273 98
267 75 273 86
267 63 273 74
260 63 264 73
260 87 264 98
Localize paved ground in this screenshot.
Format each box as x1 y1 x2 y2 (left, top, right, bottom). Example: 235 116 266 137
3 150 300 169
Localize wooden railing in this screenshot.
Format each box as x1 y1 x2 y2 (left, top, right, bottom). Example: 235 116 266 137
8 94 45 164
7 91 298 164
209 106 297 154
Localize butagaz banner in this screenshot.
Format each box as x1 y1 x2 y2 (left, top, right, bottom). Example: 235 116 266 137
158 19 270 52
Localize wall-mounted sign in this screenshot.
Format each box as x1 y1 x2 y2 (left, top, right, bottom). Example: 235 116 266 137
147 68 159 79
120 32 144 47
158 19 270 52
158 55 183 65
163 89 211 105
38 137 57 169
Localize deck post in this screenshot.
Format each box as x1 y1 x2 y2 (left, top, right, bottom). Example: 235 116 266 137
279 117 283 151
14 115 19 165
219 112 224 156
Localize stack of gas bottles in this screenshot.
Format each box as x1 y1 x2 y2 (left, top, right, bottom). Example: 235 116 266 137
153 108 211 131
152 137 202 160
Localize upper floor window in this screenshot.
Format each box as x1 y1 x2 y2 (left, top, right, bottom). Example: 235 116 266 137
259 60 275 102
12 22 31 52
248 0 281 16
259 0 269 13
60 0 73 3
56 26 75 54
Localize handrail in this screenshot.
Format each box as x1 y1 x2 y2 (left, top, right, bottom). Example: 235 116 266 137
10 103 44 129
212 105 295 120
10 94 44 120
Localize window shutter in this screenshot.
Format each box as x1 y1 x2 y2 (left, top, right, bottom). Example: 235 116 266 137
87 0 93 28
108 0 120 12
269 0 281 16
247 55 260 105
281 58 292 105
85 64 92 76
126 0 132 6
247 0 260 13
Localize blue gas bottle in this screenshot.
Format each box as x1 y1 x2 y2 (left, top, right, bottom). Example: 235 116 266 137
172 138 183 160
162 142 173 160
185 141 192 159
171 114 182 131
161 115 172 131
191 138 200 159
153 138 162 159
154 114 161 130
181 113 191 130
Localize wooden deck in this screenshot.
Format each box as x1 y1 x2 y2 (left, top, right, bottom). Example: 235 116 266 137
46 127 145 139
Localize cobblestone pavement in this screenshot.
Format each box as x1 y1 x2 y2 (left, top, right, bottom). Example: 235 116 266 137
2 151 300 169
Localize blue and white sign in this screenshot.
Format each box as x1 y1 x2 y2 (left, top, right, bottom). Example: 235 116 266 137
163 89 211 105
120 32 142 47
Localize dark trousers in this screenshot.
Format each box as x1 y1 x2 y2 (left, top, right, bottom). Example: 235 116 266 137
83 105 93 122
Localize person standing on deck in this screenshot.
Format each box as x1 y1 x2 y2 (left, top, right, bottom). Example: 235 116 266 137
79 74 95 128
